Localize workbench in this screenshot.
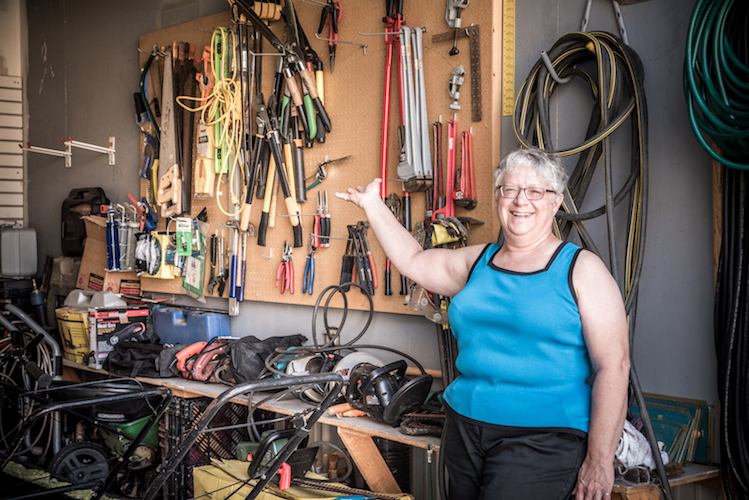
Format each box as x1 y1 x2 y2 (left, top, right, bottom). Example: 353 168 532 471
63 359 721 499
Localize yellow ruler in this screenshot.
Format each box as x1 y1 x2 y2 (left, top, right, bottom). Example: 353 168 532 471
502 0 516 116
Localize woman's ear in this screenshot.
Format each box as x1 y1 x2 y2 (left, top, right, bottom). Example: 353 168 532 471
552 192 564 213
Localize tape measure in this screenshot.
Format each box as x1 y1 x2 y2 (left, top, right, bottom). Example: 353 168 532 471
502 0 516 117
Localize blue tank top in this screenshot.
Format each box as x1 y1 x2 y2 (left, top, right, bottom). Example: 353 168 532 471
444 242 592 433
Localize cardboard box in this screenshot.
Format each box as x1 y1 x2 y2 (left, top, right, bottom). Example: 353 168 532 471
193 460 413 500
87 307 150 369
56 306 89 364
76 216 140 295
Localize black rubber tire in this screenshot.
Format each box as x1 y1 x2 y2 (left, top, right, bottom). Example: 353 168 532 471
48 441 110 484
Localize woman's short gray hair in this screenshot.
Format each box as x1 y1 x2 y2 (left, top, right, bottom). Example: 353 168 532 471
494 148 569 194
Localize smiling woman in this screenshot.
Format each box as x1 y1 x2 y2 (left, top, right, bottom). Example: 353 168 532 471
336 147 630 499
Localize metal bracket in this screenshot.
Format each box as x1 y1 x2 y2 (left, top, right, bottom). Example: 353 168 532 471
581 0 629 45
20 136 115 168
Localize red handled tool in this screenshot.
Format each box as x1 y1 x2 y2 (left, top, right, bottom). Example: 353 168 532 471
318 0 342 72
276 241 294 294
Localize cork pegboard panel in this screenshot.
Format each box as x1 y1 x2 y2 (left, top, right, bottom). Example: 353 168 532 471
137 0 500 314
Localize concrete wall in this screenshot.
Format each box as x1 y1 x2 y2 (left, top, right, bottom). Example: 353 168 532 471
23 1 720 496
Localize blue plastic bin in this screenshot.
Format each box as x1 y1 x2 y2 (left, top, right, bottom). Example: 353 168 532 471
153 306 230 345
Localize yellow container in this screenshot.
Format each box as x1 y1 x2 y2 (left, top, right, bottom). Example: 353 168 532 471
55 307 89 363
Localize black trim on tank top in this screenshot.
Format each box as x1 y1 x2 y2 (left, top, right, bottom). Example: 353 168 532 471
568 248 584 305
489 241 569 275
466 243 493 282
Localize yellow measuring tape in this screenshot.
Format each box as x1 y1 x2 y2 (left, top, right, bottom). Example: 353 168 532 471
502 0 516 117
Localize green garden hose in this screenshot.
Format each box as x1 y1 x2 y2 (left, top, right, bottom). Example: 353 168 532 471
684 0 749 170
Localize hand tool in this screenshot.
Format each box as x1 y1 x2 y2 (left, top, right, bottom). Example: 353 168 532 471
455 128 476 209
236 0 331 134
255 94 303 248
290 105 307 204
239 94 266 232
313 57 326 143
139 131 157 180
306 155 351 191
127 193 147 232
449 65 466 110
432 25 483 122
321 190 330 247
432 117 457 221
384 194 401 296
229 226 239 300
302 239 315 295
352 230 374 295
379 0 405 200
402 190 411 232
106 206 120 271
357 222 378 290
194 46 216 196
217 232 228 296
431 120 444 215
284 0 329 136
139 45 161 141
412 27 432 189
207 233 218 295
276 241 294 294
179 42 197 214
318 0 341 72
339 231 355 291
157 49 183 217
293 12 326 145
314 192 323 248
445 0 470 55
237 232 248 301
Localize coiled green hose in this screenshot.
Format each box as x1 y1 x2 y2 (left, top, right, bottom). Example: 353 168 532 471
684 0 749 170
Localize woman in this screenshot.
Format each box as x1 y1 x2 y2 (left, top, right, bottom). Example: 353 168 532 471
336 148 630 500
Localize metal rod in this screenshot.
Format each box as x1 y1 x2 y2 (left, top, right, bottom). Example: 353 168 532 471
314 33 369 54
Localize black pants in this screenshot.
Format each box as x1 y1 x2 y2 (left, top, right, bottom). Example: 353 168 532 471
444 409 587 500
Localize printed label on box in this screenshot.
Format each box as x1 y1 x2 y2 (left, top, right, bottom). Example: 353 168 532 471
88 272 104 291
119 279 141 295
88 307 150 369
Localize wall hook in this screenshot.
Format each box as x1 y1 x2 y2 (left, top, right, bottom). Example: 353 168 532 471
540 51 572 84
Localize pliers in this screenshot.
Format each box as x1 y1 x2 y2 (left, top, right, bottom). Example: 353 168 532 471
276 241 294 294
317 1 341 72
313 190 331 248
303 239 315 295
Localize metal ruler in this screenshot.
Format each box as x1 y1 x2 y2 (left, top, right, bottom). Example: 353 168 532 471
502 0 516 116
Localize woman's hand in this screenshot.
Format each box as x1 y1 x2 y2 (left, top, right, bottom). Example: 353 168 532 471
334 179 382 210
573 455 614 500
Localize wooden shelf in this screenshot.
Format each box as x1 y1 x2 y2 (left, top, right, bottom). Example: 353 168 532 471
612 463 721 500
63 359 440 451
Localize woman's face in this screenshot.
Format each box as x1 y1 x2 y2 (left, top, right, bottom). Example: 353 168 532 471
495 167 563 244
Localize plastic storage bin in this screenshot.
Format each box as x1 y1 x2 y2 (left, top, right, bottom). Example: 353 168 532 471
153 306 230 345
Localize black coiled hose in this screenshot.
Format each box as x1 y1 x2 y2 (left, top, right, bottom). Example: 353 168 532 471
513 31 673 500
715 167 749 499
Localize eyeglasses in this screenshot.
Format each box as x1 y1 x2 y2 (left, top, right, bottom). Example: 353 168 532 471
497 185 555 200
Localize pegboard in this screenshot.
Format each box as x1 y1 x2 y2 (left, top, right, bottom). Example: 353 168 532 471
137 0 500 314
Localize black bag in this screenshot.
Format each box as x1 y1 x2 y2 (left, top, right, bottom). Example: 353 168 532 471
226 334 306 383
104 341 163 378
